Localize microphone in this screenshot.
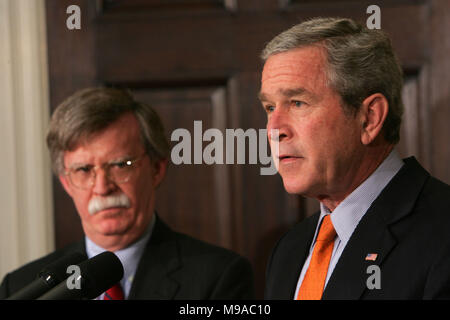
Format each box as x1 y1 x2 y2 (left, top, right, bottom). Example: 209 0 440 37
7 252 87 300
37 251 124 300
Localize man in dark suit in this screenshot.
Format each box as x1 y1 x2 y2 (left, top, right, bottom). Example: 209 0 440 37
0 87 254 300
259 17 450 299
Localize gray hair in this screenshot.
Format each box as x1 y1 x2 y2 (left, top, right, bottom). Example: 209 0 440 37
47 87 170 174
261 17 403 144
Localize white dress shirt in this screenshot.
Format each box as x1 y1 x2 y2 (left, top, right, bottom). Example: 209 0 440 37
294 150 404 299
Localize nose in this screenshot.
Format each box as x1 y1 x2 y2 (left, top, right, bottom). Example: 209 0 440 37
267 107 291 143
92 168 116 195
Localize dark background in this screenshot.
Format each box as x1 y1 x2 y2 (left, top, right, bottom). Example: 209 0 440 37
45 0 450 298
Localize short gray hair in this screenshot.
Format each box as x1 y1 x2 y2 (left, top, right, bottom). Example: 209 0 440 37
47 87 170 174
261 17 403 144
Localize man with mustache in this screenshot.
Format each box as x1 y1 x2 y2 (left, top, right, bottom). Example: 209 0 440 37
0 87 254 300
260 18 450 299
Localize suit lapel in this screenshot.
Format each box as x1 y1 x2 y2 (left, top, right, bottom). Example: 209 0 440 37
323 157 430 299
65 240 86 256
322 209 397 299
128 216 181 299
267 212 319 299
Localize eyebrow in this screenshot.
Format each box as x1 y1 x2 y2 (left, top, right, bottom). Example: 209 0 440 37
66 155 133 169
66 162 91 170
257 91 269 102
258 87 314 102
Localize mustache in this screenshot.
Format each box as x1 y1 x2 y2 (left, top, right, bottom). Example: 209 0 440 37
88 193 131 216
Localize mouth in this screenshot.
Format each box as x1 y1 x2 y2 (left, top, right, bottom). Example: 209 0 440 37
95 206 127 216
278 155 302 163
88 203 130 216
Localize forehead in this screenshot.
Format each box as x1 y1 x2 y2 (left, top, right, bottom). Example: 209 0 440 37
261 46 328 96
65 113 144 163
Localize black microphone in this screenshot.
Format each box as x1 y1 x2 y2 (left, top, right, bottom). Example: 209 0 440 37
7 252 87 300
37 251 124 300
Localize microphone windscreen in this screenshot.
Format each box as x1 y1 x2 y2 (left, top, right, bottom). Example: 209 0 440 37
39 252 87 284
78 251 124 299
7 252 87 300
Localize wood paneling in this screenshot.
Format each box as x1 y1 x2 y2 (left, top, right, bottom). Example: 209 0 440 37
100 0 225 13
429 0 450 184
131 86 233 248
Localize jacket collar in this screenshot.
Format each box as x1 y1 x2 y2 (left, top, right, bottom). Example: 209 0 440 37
265 213 319 299
322 157 430 299
127 214 181 299
73 215 181 300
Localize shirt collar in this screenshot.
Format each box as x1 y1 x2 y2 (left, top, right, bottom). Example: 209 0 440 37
85 214 155 286
320 149 404 243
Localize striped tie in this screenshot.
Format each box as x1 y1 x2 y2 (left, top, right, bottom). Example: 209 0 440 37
103 283 124 300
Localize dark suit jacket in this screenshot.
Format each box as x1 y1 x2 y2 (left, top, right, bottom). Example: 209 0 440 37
0 216 254 299
265 157 450 299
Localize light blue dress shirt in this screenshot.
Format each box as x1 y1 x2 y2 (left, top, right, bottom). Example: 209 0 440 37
294 150 404 299
85 214 155 299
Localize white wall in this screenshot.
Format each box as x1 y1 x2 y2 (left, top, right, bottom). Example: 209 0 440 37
0 0 54 281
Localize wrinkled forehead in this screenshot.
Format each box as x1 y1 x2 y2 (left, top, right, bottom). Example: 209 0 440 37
65 113 145 160
262 46 328 82
260 46 330 101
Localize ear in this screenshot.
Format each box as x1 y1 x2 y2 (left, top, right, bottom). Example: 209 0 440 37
359 93 389 145
152 159 168 188
59 174 74 198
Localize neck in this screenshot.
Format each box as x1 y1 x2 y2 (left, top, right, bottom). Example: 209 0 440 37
318 143 394 212
90 233 141 252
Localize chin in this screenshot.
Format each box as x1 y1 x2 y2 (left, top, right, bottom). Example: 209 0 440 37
281 176 313 196
283 181 304 195
96 217 130 235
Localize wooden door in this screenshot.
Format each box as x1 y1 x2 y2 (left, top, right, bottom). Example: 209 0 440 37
46 0 450 298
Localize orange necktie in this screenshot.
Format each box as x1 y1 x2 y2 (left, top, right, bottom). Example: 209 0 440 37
297 215 336 300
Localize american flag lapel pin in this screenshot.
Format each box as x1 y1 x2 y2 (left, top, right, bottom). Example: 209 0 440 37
365 253 378 261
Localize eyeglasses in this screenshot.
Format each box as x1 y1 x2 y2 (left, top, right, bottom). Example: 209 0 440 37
64 153 147 190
